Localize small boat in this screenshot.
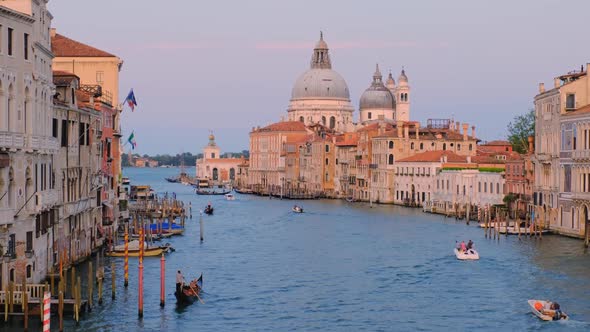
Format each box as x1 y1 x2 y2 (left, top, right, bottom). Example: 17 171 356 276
165 177 179 183
234 188 253 194
225 193 235 201
175 274 203 305
204 206 214 215
528 300 568 321
346 197 356 203
454 248 479 260
107 240 172 257
196 189 231 195
292 206 304 213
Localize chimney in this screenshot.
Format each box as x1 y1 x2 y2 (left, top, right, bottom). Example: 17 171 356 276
539 83 545 93
415 123 420 139
50 28 56 38
404 125 409 139
471 126 475 139
462 123 468 141
456 121 461 132
378 122 385 135
554 78 560 89
528 135 534 153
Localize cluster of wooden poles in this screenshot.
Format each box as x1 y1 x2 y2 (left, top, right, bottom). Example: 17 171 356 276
481 206 545 240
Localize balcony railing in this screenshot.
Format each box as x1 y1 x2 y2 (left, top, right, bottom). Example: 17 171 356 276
0 132 25 150
572 150 590 161
572 192 590 201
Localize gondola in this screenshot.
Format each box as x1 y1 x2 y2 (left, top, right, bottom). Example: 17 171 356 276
196 189 231 195
165 177 179 183
204 206 214 215
175 274 203 305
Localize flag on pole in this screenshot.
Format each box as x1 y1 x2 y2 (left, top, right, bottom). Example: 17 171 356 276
124 89 138 111
127 132 137 150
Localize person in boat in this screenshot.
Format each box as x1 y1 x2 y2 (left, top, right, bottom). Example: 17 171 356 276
460 241 466 252
549 302 565 320
466 240 473 250
455 241 461 250
176 270 185 294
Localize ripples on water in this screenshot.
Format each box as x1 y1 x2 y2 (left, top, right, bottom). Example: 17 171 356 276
5 167 588 331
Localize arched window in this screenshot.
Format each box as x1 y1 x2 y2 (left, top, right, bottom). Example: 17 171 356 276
329 116 335 129
420 143 424 150
496 183 500 194
443 143 447 150
389 141 394 149
368 112 372 119
411 142 415 150
457 144 461 151
469 144 473 151
388 154 394 165
229 168 235 180
325 158 329 166
299 116 304 122
7 84 14 132
322 116 326 126
212 168 218 181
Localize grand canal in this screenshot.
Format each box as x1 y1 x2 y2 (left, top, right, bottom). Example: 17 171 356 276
17 167 590 331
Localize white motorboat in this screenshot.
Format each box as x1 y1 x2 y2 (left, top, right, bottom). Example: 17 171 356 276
292 206 304 213
225 193 235 201
454 248 480 260
528 300 568 321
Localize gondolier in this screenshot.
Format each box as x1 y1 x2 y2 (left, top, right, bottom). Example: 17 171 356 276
176 270 184 294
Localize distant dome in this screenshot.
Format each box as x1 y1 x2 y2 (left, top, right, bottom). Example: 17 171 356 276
290 32 350 101
291 69 350 100
359 64 395 110
398 68 408 84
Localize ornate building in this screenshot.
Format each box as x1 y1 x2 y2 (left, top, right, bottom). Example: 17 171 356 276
196 133 243 184
287 33 354 132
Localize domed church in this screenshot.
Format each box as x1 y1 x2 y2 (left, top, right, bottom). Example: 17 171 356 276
359 64 396 124
287 32 354 132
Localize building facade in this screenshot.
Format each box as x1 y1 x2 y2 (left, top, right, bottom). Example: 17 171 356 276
0 0 58 285
196 134 243 184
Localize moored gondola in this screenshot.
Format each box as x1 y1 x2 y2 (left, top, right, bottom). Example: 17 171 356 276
175 274 203 305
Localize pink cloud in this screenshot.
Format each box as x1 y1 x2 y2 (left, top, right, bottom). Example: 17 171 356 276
255 40 448 51
140 42 223 50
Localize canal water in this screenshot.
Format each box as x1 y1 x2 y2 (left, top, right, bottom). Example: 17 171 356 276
8 167 590 331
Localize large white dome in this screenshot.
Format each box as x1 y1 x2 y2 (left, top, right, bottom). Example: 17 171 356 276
359 65 395 110
291 68 350 100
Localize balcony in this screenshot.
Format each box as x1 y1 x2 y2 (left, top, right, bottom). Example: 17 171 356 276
26 135 59 153
572 150 590 161
572 192 590 201
64 198 93 216
0 208 15 225
34 190 59 213
0 131 25 150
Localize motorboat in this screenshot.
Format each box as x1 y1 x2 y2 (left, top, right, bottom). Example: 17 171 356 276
292 206 304 213
528 300 568 321
454 248 480 260
225 193 235 201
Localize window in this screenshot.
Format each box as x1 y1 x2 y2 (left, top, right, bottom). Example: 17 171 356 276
566 94 575 109
96 71 104 84
325 145 329 153
420 143 423 150
411 142 415 150
388 154 394 165
484 182 487 193
496 183 500 194
26 231 33 252
443 143 447 150
299 116 304 122
7 28 13 56
457 144 461 151
211 153 215 158
478 182 481 192
0 24 2 53
325 158 329 166
24 33 29 60
325 173 329 181
469 144 473 151
490 182 493 193
79 123 85 146
26 265 32 279
368 112 372 119
389 141 394 149
52 118 58 138
61 119 68 147
322 116 326 126
329 116 335 129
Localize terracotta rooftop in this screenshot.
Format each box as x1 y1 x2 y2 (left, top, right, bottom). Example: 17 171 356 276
53 70 78 86
397 150 468 163
254 121 307 132
482 140 511 146
335 133 359 146
51 32 117 57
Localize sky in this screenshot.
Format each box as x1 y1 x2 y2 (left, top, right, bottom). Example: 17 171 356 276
49 0 590 155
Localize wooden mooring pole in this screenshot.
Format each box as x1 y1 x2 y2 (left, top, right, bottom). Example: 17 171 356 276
111 261 116 300
160 254 165 307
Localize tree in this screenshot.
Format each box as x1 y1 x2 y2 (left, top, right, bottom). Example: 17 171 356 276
507 109 535 154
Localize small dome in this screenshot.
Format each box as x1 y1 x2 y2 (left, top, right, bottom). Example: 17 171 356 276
291 69 350 100
386 72 395 90
398 68 408 84
359 64 395 110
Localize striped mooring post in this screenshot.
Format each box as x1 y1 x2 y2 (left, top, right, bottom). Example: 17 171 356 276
43 291 51 332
